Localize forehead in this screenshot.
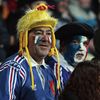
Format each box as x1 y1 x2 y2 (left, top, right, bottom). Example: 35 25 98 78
32 26 51 31
72 35 88 42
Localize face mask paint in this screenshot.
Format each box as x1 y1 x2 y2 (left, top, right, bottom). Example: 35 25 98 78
34 35 52 45
74 36 88 63
64 35 89 66
48 36 52 44
34 35 42 44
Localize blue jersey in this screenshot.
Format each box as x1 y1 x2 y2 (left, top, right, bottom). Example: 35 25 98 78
0 53 58 100
46 53 74 90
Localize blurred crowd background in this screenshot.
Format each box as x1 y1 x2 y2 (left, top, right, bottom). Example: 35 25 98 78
0 0 100 62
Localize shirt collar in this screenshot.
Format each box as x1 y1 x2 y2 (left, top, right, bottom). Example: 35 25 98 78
23 53 47 68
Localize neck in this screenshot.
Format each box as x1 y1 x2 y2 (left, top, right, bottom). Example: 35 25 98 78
34 58 43 64
31 54 44 64
28 47 45 64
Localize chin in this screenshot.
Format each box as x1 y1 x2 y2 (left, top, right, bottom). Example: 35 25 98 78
39 51 49 57
74 56 85 63
74 51 87 63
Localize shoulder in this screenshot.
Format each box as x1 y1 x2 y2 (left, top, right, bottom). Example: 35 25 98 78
0 53 26 72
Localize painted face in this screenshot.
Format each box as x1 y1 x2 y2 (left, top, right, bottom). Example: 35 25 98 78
28 27 52 58
64 35 89 66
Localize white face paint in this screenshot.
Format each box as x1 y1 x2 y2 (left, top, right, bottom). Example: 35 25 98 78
34 35 52 45
34 35 40 44
48 36 52 44
74 36 89 63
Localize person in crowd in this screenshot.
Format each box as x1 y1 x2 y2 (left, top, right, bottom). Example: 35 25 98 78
69 0 98 28
59 60 100 100
93 28 100 58
0 4 10 63
0 3 60 100
53 0 73 30
46 22 94 91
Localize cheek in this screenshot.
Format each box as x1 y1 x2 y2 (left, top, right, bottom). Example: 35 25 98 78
34 35 40 44
85 47 88 56
66 44 79 57
82 45 87 51
81 45 88 58
69 44 80 52
79 42 88 52
48 36 52 44
28 35 35 46
83 44 89 53
31 35 43 45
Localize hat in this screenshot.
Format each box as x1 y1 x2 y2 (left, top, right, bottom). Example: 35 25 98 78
55 22 94 42
17 4 57 33
93 28 100 55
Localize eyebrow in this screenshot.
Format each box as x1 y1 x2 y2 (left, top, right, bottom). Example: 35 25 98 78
28 28 52 34
33 29 51 32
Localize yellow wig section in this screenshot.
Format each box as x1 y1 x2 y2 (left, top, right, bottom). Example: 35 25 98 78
48 28 60 89
17 7 57 33
17 3 60 90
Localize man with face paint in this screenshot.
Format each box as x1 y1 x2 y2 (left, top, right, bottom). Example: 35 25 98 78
0 3 60 100
64 35 89 66
46 22 94 91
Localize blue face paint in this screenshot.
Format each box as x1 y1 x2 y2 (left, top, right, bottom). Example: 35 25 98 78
64 43 80 66
64 35 88 66
34 35 43 45
34 35 52 45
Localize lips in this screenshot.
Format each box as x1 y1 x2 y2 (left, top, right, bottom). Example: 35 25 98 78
76 53 84 57
76 53 84 58
75 50 85 57
39 43 48 46
39 44 49 49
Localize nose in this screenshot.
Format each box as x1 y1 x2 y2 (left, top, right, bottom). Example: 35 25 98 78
79 43 86 51
42 31 51 39
42 34 49 41
40 35 52 45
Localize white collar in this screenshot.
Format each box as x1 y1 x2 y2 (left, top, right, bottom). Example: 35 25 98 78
23 53 47 68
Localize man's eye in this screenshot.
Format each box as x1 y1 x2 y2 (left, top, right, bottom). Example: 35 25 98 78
34 31 42 35
83 41 89 47
72 40 79 44
46 32 52 35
